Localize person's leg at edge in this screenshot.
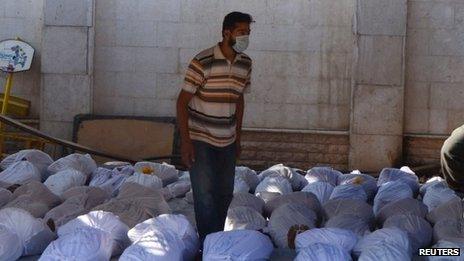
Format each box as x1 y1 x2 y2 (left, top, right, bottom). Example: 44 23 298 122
441 124 464 192
212 142 237 232
190 140 220 244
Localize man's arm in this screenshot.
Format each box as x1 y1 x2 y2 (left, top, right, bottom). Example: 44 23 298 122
235 94 244 158
177 90 195 168
177 57 205 168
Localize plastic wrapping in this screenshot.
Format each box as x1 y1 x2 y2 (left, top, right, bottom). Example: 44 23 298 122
203 230 274 261
185 190 194 204
98 172 129 197
134 162 179 186
128 214 199 261
373 181 413 215
337 172 377 200
235 166 260 192
0 188 12 208
124 172 163 191
230 192 265 214
234 177 250 194
11 181 61 206
24 225 57 256
120 237 183 261
329 184 367 202
383 214 432 252
6 181 61 218
178 171 190 180
323 198 374 222
93 183 171 228
305 167 342 186
255 176 292 196
255 191 281 204
294 243 352 261
376 198 428 224
433 218 464 244
225 206 266 231
264 192 321 219
0 149 53 180
423 186 459 212
0 207 55 257
45 187 110 228
266 203 318 248
61 186 109 202
301 182 334 204
164 180 191 199
47 154 97 176
324 214 372 237
91 166 134 197
39 227 113 261
427 240 464 261
0 161 41 185
295 228 358 253
258 164 306 191
427 197 463 225
420 176 447 197
44 169 87 197
377 167 419 195
358 242 411 261
0 224 22 261
58 211 130 256
353 227 411 257
89 168 113 187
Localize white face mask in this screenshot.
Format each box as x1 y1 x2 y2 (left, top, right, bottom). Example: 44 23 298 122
232 35 249 53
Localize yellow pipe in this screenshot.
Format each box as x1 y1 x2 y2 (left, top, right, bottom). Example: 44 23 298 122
2 73 13 115
0 72 14 155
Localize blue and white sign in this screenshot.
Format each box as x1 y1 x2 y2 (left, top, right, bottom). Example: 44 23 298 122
0 40 34 73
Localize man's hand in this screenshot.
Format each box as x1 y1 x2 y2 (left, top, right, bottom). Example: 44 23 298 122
181 141 195 169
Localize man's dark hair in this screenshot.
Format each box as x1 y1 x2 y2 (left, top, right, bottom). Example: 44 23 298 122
222 12 253 33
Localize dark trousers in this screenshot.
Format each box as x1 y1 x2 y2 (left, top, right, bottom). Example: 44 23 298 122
441 124 464 191
190 140 236 243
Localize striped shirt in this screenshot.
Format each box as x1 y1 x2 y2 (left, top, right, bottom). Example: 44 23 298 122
182 43 252 147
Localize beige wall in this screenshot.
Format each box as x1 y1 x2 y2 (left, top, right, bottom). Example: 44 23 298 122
0 0 44 117
3 0 463 170
405 0 464 135
92 0 355 131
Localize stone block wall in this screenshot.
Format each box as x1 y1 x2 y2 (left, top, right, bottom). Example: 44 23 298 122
349 0 408 172
403 135 446 166
40 0 94 140
239 129 350 171
405 0 464 135
0 0 44 117
1 0 461 172
92 0 355 131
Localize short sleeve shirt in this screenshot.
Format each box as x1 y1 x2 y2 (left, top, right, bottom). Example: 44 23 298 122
182 43 252 147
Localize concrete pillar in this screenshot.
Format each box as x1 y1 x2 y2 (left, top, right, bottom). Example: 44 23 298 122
40 0 95 140
349 0 408 172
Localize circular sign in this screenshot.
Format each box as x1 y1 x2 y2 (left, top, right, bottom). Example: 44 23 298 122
0 39 35 73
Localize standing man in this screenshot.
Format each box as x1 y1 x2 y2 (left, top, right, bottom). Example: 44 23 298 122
176 12 253 243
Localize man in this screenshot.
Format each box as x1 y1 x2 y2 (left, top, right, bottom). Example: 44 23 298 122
441 125 464 193
176 12 253 243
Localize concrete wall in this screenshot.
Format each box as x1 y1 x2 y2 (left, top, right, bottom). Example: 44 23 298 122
405 0 464 135
349 0 408 171
0 0 44 117
5 0 462 171
40 0 94 140
93 0 355 131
